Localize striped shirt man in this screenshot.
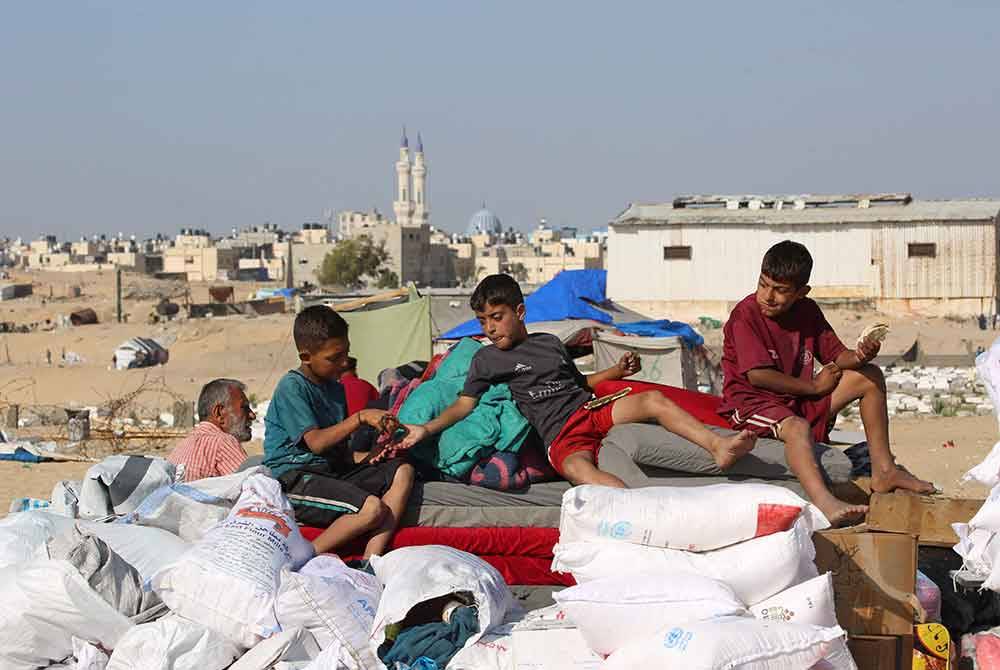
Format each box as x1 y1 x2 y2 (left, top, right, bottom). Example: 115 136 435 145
167 421 248 482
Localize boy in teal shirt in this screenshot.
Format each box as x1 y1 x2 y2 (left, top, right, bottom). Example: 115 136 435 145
264 306 414 556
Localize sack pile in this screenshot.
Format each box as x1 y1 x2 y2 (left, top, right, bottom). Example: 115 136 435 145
549 484 856 670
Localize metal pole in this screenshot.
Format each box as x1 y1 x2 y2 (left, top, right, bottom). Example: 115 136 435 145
115 267 122 323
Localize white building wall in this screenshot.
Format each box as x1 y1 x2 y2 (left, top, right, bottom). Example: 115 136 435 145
608 224 872 303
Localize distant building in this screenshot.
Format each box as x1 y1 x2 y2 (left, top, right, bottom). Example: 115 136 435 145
608 193 1000 316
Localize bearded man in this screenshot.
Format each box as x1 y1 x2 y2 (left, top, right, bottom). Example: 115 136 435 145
167 378 256 481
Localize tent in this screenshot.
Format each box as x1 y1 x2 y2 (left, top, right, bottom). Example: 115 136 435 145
439 269 704 348
114 338 169 370
334 285 432 385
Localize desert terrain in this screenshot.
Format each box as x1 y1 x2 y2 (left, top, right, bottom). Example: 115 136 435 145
1 269 997 513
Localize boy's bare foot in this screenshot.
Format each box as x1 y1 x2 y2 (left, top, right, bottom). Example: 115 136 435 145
871 466 936 495
816 498 869 528
712 430 757 470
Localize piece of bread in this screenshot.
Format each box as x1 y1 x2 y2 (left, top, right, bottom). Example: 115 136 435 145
857 322 890 346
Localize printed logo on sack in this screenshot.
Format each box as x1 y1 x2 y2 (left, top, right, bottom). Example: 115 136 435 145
235 507 292 537
758 605 794 622
663 628 693 652
350 598 376 620
800 349 814 366
513 362 533 375
597 520 632 540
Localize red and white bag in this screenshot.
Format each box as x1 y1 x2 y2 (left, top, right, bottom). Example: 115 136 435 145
559 483 828 552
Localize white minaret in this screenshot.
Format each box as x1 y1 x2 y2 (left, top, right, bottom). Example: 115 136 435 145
393 127 413 226
412 132 428 226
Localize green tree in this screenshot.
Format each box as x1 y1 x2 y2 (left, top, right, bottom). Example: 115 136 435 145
376 269 399 289
507 262 529 283
316 237 391 289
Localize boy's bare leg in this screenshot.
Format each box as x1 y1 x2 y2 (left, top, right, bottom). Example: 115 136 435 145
561 451 627 488
611 391 756 469
362 462 415 558
778 416 868 526
830 366 935 494
311 495 386 555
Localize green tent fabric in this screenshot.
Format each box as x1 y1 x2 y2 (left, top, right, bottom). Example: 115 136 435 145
339 286 432 385
397 337 531 479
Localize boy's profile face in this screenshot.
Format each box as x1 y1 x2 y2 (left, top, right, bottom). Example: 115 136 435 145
300 336 351 381
755 273 810 319
475 300 527 350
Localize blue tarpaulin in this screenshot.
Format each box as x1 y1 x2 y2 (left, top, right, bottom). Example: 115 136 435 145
616 320 704 348
441 270 613 339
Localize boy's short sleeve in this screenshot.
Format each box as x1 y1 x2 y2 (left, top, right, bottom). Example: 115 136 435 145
461 348 495 399
269 375 321 447
730 310 778 375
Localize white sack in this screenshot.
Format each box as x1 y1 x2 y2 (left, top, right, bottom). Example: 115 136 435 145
370 545 514 657
965 442 1000 488
0 510 76 568
51 479 83 518
975 337 1000 432
553 571 746 655
552 517 818 605
953 523 1000 578
601 616 845 670
0 560 133 670
447 607 603 670
150 474 314 647
82 521 190 583
968 484 1000 532
106 614 241 670
79 456 179 519
228 627 320 670
750 574 858 670
559 483 828 552
274 555 382 670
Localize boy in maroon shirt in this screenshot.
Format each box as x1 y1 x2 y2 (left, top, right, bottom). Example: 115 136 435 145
719 241 934 526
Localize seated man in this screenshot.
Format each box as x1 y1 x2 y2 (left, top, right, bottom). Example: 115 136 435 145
168 378 255 481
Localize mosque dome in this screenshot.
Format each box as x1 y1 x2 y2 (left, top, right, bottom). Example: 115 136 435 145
467 205 503 236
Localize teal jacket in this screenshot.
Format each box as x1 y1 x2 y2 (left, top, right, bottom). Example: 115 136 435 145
397 338 531 479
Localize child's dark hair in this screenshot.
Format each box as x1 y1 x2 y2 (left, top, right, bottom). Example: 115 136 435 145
761 240 813 287
294 305 348 352
470 274 525 312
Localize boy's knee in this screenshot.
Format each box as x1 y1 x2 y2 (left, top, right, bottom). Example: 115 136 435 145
639 391 674 411
394 462 415 484
780 416 811 440
859 364 886 391
560 452 595 482
358 496 388 527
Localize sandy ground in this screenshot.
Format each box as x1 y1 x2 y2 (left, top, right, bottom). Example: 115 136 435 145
1 269 998 513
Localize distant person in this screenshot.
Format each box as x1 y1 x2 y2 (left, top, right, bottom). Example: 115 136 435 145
168 378 255 481
390 274 756 488
340 356 379 416
718 241 934 526
263 306 414 557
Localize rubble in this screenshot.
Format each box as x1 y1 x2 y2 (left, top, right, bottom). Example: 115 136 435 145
843 365 990 419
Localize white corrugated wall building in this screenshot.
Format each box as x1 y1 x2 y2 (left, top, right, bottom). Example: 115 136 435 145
607 194 1000 317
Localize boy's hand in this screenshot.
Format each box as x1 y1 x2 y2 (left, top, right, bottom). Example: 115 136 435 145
617 352 641 378
358 409 400 436
370 423 424 464
811 363 842 396
855 337 881 364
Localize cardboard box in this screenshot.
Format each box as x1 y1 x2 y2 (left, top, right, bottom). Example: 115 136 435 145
867 491 983 547
814 526 917 635
848 635 914 670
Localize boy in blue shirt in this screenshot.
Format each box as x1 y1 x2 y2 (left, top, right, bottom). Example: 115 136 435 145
264 305 414 556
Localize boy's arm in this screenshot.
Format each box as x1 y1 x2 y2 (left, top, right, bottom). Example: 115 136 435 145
397 395 479 448
302 409 395 455
746 365 841 397
585 352 641 390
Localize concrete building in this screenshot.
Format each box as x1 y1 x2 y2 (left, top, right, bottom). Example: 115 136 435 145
337 209 390 239
607 193 1000 317
163 246 239 282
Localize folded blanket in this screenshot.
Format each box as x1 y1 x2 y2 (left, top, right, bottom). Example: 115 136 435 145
398 339 530 480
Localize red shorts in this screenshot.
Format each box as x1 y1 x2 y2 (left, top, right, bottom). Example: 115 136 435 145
546 401 619 476
727 396 832 444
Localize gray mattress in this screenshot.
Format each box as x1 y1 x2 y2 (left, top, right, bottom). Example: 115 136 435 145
244 421 851 529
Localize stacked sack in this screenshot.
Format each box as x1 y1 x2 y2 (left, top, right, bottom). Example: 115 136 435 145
549 483 857 669
954 459 1000 590
0 463 524 670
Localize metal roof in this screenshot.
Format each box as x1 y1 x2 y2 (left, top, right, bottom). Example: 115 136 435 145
611 198 1000 227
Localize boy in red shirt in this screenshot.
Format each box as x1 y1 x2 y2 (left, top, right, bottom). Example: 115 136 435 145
719 241 934 525
340 357 379 416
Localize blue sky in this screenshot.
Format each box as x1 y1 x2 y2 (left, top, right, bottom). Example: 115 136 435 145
1 2 998 240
